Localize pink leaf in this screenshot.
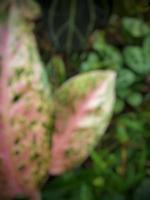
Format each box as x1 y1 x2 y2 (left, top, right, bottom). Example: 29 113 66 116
0 3 52 199
50 70 116 175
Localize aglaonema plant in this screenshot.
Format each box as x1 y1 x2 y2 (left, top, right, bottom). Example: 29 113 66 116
50 70 116 175
0 1 116 199
0 1 52 199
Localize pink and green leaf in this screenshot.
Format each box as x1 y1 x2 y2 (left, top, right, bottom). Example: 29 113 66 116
50 70 116 175
0 3 52 199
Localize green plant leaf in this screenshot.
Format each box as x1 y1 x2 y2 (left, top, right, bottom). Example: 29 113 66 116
122 17 150 38
123 46 147 75
117 68 137 89
47 55 66 88
116 126 129 143
127 92 143 107
92 32 122 70
80 53 102 72
114 99 125 114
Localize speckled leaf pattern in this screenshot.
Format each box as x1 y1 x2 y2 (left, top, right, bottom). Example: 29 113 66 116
50 70 116 175
0 4 52 199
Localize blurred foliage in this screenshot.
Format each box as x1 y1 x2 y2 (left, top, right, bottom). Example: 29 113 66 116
30 1 150 199
113 0 150 16
47 0 111 53
47 55 66 89
122 17 150 38
36 0 113 54
80 32 122 72
0 1 149 199
40 11 150 200
123 36 150 75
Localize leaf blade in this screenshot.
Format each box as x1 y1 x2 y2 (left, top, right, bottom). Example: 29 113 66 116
50 70 116 175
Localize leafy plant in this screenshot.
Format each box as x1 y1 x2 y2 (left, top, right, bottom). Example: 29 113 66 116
0 2 52 199
1 1 150 200
47 55 66 89
122 17 150 38
44 16 150 200
0 2 116 199
80 32 122 72
50 71 116 175
124 37 150 75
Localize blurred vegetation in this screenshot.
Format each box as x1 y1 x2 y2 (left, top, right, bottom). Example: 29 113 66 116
35 0 150 199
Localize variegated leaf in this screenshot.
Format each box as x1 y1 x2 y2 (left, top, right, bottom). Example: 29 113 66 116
50 70 116 175
0 3 52 199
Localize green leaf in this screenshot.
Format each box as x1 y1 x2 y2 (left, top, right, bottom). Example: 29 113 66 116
117 68 137 89
117 88 131 99
87 53 99 63
80 45 122 72
80 53 102 72
123 46 147 75
47 55 66 88
93 177 105 188
92 31 106 51
127 93 143 107
122 17 150 38
91 31 122 70
116 126 129 143
114 99 125 114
